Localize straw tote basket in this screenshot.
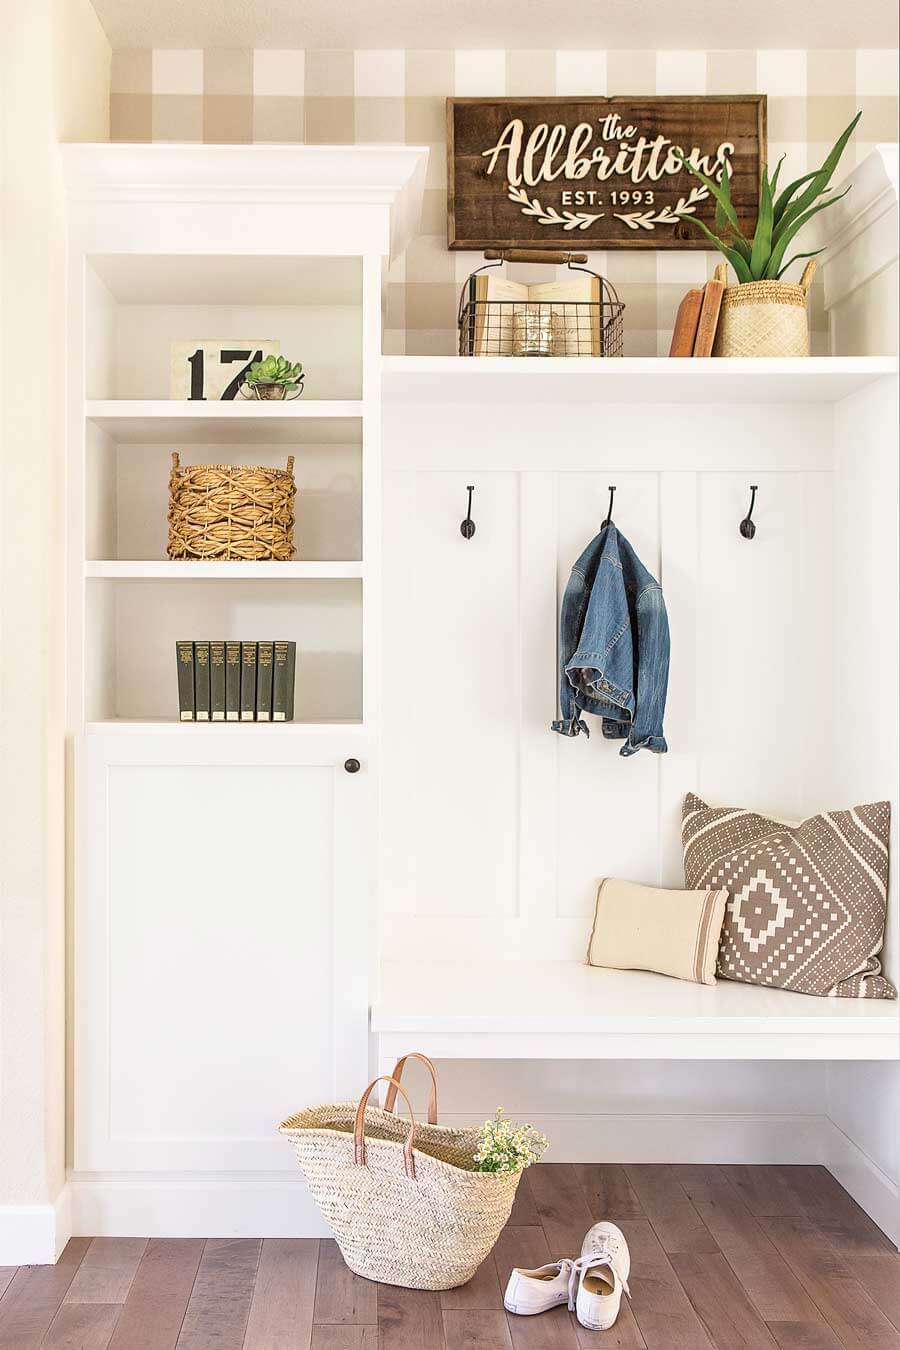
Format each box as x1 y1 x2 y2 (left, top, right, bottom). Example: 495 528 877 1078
167 452 296 561
713 260 817 358
279 1053 521 1290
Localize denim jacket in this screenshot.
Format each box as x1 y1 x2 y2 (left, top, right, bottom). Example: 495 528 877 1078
551 523 669 756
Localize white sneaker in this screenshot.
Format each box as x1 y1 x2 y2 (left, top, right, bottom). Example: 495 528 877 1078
504 1259 573 1316
569 1222 631 1332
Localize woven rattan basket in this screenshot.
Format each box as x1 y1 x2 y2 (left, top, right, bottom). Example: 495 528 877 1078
167 453 296 561
713 260 816 358
279 1054 521 1289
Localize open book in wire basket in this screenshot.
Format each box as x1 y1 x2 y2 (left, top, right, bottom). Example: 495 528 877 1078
458 249 624 358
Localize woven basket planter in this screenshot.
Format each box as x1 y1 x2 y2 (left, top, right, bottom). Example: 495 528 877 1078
167 453 296 561
280 1056 521 1290
714 260 816 358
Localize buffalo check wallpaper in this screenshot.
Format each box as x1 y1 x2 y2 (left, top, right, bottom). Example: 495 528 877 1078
110 47 899 355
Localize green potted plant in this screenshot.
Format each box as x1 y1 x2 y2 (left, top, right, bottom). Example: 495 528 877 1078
242 354 305 400
676 112 860 357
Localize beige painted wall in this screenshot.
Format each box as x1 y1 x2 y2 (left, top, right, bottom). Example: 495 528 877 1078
56 0 112 142
0 0 108 1252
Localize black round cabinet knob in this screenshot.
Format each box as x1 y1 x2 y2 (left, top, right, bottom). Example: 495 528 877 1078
344 758 361 774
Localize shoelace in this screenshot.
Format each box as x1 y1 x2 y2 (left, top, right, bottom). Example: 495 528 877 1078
566 1247 631 1311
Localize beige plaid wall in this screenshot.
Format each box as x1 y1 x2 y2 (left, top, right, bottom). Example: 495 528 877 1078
111 48 899 355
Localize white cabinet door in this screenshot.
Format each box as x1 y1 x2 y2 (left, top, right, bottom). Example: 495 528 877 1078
74 731 368 1173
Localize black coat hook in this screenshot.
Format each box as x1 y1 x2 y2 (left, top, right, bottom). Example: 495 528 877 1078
460 485 476 539
740 485 758 540
603 485 616 528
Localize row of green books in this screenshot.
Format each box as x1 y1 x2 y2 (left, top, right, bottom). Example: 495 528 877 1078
176 641 296 722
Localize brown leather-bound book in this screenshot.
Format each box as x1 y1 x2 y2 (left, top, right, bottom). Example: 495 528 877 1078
668 288 704 357
692 279 725 357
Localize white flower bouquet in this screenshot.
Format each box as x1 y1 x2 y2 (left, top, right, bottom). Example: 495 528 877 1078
473 1108 549 1174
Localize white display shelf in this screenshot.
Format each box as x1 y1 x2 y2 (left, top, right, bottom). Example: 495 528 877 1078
374 960 900 1062
86 400 364 445
382 355 898 405
85 560 364 579
85 718 364 735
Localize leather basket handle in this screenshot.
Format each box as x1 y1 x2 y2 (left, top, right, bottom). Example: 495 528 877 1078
354 1076 417 1179
383 1052 438 1125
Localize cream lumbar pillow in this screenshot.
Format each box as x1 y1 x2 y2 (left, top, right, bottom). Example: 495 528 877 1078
586 878 729 986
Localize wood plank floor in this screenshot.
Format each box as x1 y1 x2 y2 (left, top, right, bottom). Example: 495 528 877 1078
1 1167 897 1349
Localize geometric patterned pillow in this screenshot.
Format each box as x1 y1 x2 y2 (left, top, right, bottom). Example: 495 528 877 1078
682 792 896 999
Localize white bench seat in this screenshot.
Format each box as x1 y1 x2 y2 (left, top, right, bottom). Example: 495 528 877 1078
374 961 900 1063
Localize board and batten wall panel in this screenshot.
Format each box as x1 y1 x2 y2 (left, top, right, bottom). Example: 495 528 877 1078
380 470 521 918
382 456 836 960
555 473 662 924
827 376 900 1244
696 470 833 822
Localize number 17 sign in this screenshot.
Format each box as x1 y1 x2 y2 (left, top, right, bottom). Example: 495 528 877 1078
170 339 281 400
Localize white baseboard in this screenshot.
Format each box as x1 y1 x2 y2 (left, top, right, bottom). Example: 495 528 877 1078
824 1118 900 1249
445 1112 827 1165
37 1119 896 1246
69 1172 333 1239
69 1114 825 1238
0 1185 72 1265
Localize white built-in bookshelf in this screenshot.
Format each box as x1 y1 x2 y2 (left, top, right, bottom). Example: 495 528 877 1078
63 147 426 1239
73 245 375 728
62 144 900 1251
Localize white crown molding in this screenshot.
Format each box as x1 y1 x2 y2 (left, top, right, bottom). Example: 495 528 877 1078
817 145 899 247
812 146 900 310
61 143 429 259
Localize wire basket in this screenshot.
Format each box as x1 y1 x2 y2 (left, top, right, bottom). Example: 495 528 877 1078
458 249 624 358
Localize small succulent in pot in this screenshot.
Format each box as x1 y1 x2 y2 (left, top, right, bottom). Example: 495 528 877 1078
243 354 305 400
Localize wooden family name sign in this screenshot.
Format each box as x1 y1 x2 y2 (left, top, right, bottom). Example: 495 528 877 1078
447 96 766 250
